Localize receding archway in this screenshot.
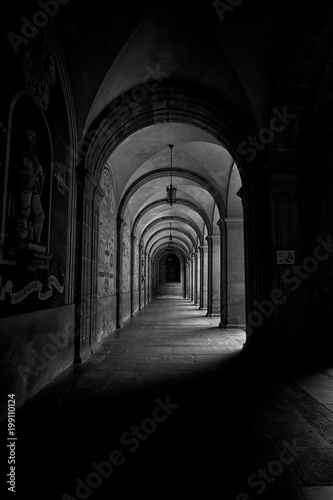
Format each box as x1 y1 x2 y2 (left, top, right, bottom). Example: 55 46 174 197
160 253 181 283
155 250 185 297
77 83 270 361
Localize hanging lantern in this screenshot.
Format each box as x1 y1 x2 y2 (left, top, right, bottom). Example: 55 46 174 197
166 184 177 205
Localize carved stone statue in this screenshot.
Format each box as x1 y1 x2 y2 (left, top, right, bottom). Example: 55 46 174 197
14 129 45 244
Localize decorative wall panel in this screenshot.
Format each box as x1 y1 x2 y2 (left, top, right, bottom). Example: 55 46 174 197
98 168 116 297
122 206 130 293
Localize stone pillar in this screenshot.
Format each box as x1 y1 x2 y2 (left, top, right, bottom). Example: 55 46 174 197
217 219 228 327
75 171 104 362
138 244 143 310
238 175 272 351
183 257 187 298
185 261 190 299
151 261 155 300
130 235 136 317
193 251 199 305
116 217 124 328
225 218 245 327
144 251 148 306
147 257 151 303
201 244 208 309
206 234 221 316
91 184 105 346
195 249 201 308
190 256 194 302
266 162 327 354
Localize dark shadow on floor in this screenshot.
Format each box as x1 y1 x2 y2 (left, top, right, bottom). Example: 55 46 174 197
1 298 332 500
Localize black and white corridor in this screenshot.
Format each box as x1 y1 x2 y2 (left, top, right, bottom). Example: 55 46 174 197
1 1 333 499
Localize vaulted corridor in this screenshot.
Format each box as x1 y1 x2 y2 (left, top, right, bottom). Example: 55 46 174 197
3 297 333 500
1 2 333 499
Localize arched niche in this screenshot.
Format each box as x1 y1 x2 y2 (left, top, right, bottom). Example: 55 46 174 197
2 92 52 268
154 249 185 298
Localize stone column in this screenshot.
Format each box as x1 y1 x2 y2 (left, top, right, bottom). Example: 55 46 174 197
195 249 201 308
147 257 151 303
225 218 245 327
151 262 155 300
201 244 208 309
206 234 221 316
144 251 148 306
116 217 124 328
185 261 190 299
130 235 136 317
190 256 194 302
75 171 104 362
217 219 227 327
267 163 314 353
193 251 199 305
238 174 271 351
91 184 105 345
138 244 143 310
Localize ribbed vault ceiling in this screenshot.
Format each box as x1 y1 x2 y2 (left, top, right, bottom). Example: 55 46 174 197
107 122 242 261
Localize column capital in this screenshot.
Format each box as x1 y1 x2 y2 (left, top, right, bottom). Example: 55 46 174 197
206 234 220 243
217 218 227 233
237 174 268 207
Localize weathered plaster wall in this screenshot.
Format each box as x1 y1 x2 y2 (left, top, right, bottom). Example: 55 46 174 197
96 167 117 342
121 207 131 323
133 240 140 314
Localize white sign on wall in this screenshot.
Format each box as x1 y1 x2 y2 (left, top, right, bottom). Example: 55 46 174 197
276 250 295 265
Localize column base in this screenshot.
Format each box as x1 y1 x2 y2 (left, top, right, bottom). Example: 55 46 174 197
74 349 91 365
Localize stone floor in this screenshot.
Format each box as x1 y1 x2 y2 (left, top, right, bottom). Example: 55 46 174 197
1 297 333 500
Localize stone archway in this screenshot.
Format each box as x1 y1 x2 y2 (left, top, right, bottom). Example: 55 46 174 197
75 83 271 361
